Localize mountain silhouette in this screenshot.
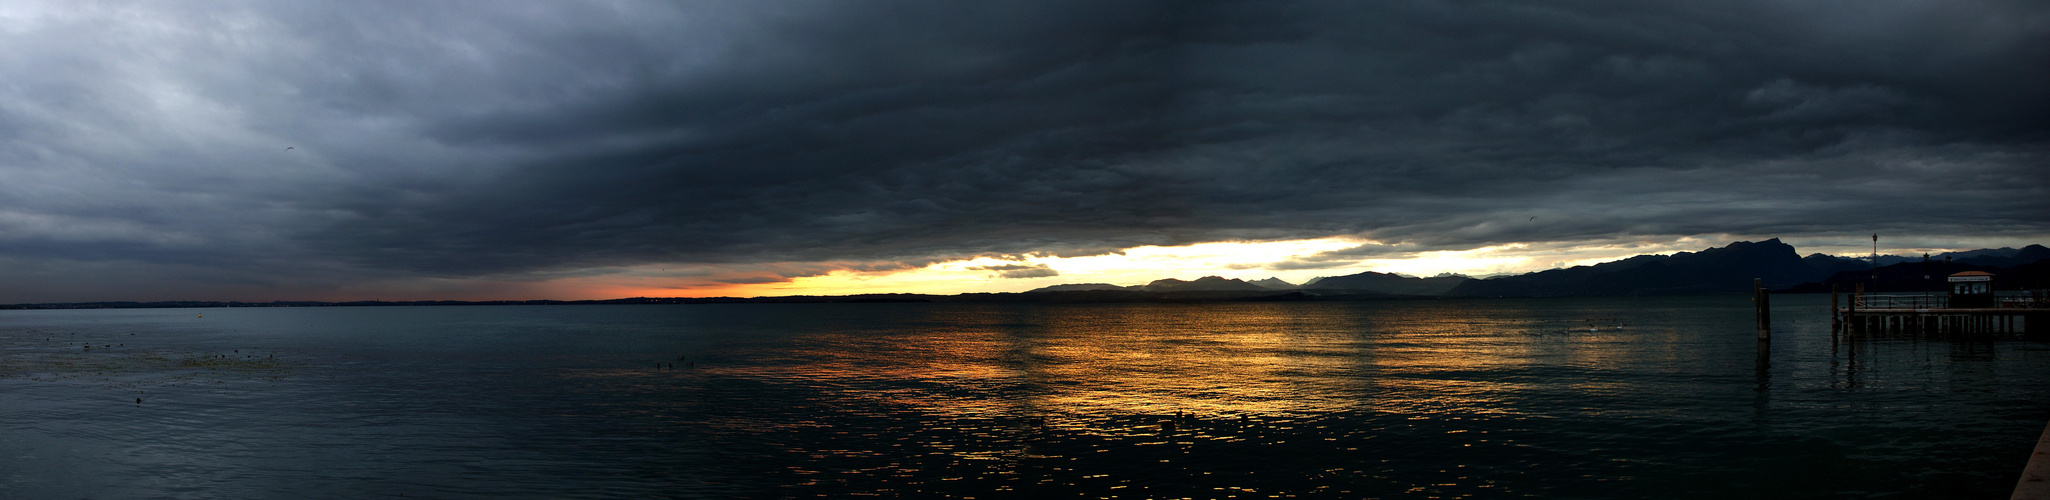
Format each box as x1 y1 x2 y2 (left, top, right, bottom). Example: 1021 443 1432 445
1952 244 2050 267
1865 244 2049 267
1019 239 2044 299
1780 249 2050 293
1248 277 1298 290
1026 283 1137 292
1141 276 1273 292
1447 238 1833 297
1301 271 1466 295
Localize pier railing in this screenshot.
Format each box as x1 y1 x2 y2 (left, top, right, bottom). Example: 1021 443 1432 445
1835 290 2047 337
1853 294 1945 310
2003 296 2050 309
1850 294 2050 310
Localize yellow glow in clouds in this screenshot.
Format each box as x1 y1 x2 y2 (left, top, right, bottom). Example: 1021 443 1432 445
509 233 1888 299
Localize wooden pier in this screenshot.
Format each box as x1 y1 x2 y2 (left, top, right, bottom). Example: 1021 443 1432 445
1826 284 2050 499
1831 286 2050 336
2016 419 2050 500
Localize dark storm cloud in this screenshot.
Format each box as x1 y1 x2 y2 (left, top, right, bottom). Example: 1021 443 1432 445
2 0 2046 300
968 263 1061 279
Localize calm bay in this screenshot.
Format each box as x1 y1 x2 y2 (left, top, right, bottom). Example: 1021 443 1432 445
4 295 2047 498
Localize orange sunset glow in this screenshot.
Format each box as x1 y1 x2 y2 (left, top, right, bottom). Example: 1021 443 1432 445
577 234 1825 299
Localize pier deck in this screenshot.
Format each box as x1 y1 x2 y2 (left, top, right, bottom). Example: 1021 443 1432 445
1832 292 2047 335
2018 420 2050 500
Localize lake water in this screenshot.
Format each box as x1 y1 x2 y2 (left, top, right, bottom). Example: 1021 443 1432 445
3 295 2047 499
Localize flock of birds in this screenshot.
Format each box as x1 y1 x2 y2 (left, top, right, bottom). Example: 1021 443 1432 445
657 355 694 370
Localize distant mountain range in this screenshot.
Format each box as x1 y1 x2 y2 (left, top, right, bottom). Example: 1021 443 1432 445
1027 276 1295 293
1443 238 1864 297
1869 245 2050 267
1026 239 2050 298
1779 248 2050 293
8 240 2045 309
1301 271 1467 296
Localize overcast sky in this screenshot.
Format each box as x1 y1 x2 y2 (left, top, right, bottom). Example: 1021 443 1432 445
1 1 2046 302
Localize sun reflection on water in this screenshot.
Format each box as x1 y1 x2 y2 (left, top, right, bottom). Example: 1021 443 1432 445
691 303 1428 421
561 301 1619 497
510 297 2019 498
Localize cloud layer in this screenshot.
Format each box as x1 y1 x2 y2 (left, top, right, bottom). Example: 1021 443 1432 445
1 1 2046 301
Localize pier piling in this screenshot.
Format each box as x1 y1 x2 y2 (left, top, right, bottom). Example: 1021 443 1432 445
1851 283 1864 336
1830 284 1840 331
1754 278 1771 339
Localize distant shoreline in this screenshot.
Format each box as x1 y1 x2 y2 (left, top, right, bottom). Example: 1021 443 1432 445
0 289 1789 310
9 239 2041 310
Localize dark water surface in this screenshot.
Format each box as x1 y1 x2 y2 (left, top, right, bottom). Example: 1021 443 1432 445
3 295 2047 499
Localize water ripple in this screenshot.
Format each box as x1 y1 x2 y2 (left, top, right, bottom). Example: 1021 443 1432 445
1 297 2046 498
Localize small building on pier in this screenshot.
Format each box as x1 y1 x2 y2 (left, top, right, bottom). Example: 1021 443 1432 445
1949 271 1995 308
